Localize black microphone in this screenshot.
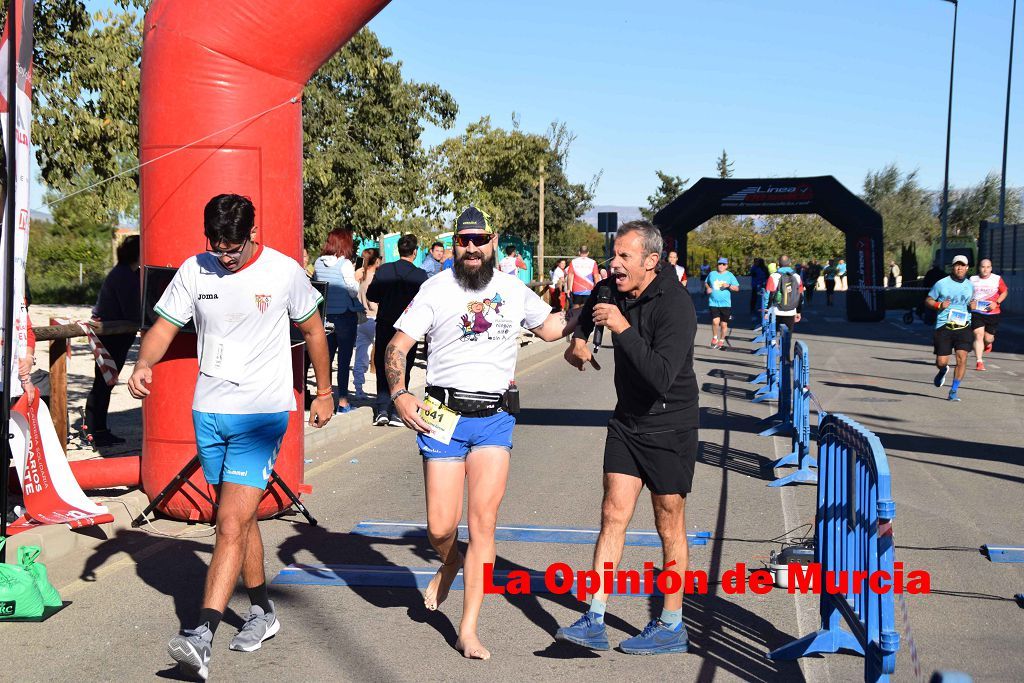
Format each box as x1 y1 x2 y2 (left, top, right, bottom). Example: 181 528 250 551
592 284 613 353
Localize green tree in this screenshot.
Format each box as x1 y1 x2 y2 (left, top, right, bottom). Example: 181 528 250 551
640 170 687 222
431 117 595 243
31 1 147 222
544 220 607 265
716 149 734 178
949 172 1023 239
762 214 844 262
303 28 456 248
862 164 938 263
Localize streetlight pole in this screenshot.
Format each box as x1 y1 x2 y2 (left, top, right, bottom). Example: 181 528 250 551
998 0 1017 230
940 0 958 270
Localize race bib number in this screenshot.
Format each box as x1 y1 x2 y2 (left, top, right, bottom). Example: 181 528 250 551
199 335 245 383
418 395 460 446
947 308 969 327
975 300 993 313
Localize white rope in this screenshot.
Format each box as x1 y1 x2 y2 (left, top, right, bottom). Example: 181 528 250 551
39 97 300 210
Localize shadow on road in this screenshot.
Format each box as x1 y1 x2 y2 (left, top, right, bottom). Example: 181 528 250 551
515 408 611 428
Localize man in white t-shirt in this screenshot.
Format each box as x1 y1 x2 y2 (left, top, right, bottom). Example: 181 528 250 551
969 258 1009 371
128 194 334 681
567 245 602 309
385 205 581 661
498 245 527 277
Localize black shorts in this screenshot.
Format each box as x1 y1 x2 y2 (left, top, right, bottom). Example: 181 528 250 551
604 420 697 495
571 293 590 307
709 306 732 324
933 325 973 356
971 314 999 334
825 280 836 292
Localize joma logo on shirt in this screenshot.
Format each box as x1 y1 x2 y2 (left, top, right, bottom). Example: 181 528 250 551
198 294 219 300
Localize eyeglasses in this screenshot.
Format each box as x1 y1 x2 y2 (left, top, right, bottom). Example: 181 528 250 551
454 234 492 248
207 238 248 259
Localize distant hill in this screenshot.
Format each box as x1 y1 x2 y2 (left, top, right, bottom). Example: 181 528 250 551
581 205 643 229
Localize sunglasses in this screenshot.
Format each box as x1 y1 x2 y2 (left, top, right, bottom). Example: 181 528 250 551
455 234 492 248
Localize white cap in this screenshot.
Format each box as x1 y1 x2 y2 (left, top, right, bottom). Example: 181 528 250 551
951 255 969 266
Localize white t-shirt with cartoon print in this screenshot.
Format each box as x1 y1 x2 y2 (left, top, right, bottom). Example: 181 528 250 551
395 269 550 394
154 245 323 414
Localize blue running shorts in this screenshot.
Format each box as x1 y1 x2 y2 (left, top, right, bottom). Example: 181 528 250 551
418 411 515 462
192 411 289 490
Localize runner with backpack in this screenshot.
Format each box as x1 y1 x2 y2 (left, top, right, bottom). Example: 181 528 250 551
766 255 804 332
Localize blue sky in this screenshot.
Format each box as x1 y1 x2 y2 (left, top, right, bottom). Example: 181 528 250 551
366 0 1022 206
47 0 1021 213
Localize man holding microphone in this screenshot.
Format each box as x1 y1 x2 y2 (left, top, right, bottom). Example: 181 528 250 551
557 220 698 655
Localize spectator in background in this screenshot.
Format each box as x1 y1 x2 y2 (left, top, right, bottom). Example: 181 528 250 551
302 248 315 277
422 241 445 278
314 228 363 414
499 245 527 277
442 247 454 270
367 233 427 426
550 258 567 312
353 247 381 400
667 251 687 286
85 235 141 447
749 258 769 314
888 260 901 288
837 258 847 290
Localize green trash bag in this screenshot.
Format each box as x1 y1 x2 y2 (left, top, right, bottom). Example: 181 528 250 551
0 538 45 619
18 545 62 608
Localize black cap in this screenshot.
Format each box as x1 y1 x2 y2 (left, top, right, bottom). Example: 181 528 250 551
455 206 493 234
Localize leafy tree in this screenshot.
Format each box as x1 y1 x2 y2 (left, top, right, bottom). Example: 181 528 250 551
949 172 1023 239
431 117 595 243
862 164 938 263
544 220 607 266
30 1 147 223
303 28 456 248
716 149 734 179
640 171 687 222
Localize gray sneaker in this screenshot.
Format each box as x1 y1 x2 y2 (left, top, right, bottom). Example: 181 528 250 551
168 624 213 680
388 414 405 427
229 602 280 652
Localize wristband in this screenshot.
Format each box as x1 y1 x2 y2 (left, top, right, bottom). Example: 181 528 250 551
315 388 333 397
391 389 413 402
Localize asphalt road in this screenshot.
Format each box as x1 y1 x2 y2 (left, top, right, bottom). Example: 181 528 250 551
2 291 1022 682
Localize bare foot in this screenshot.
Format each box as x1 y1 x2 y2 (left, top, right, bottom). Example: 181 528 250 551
455 634 491 660
424 557 462 611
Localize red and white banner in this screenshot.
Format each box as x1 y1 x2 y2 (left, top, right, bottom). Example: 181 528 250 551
0 0 33 394
9 393 114 529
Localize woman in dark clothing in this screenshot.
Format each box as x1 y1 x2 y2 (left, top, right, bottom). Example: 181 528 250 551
86 235 141 447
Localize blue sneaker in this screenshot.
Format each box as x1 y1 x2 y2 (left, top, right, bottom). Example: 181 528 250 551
933 366 948 388
947 389 960 402
619 619 689 655
555 612 610 650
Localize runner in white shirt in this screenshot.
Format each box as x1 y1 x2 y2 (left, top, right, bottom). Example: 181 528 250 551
386 206 581 661
127 194 334 681
969 258 1009 370
498 245 527 276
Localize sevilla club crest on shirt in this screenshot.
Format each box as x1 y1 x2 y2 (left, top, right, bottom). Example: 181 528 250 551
255 294 272 314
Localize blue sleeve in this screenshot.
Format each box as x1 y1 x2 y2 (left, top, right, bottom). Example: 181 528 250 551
927 282 942 300
729 273 739 287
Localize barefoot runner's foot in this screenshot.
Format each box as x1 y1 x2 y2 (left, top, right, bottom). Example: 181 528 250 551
424 556 462 611
455 634 491 660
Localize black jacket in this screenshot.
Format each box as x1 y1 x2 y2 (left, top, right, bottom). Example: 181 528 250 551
574 266 698 432
366 259 427 328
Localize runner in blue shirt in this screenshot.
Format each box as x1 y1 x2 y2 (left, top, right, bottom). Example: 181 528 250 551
704 257 740 349
925 255 976 401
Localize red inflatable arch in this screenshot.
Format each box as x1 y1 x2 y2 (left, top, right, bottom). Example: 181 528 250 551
137 0 391 520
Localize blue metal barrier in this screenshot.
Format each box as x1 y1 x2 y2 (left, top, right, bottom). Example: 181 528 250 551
759 324 793 431
768 413 899 681
753 289 770 343
754 306 774 357
768 339 819 487
753 314 780 402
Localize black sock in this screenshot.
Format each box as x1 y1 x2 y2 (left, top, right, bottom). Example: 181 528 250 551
247 583 272 613
198 608 222 635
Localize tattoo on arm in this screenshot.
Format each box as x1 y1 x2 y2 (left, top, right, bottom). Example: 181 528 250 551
385 343 407 394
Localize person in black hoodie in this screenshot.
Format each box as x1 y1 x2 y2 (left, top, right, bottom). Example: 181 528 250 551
555 220 698 656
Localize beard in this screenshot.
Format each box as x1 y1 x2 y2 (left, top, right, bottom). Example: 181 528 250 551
453 251 496 290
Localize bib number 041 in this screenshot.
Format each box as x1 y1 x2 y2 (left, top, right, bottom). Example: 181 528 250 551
418 396 460 445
